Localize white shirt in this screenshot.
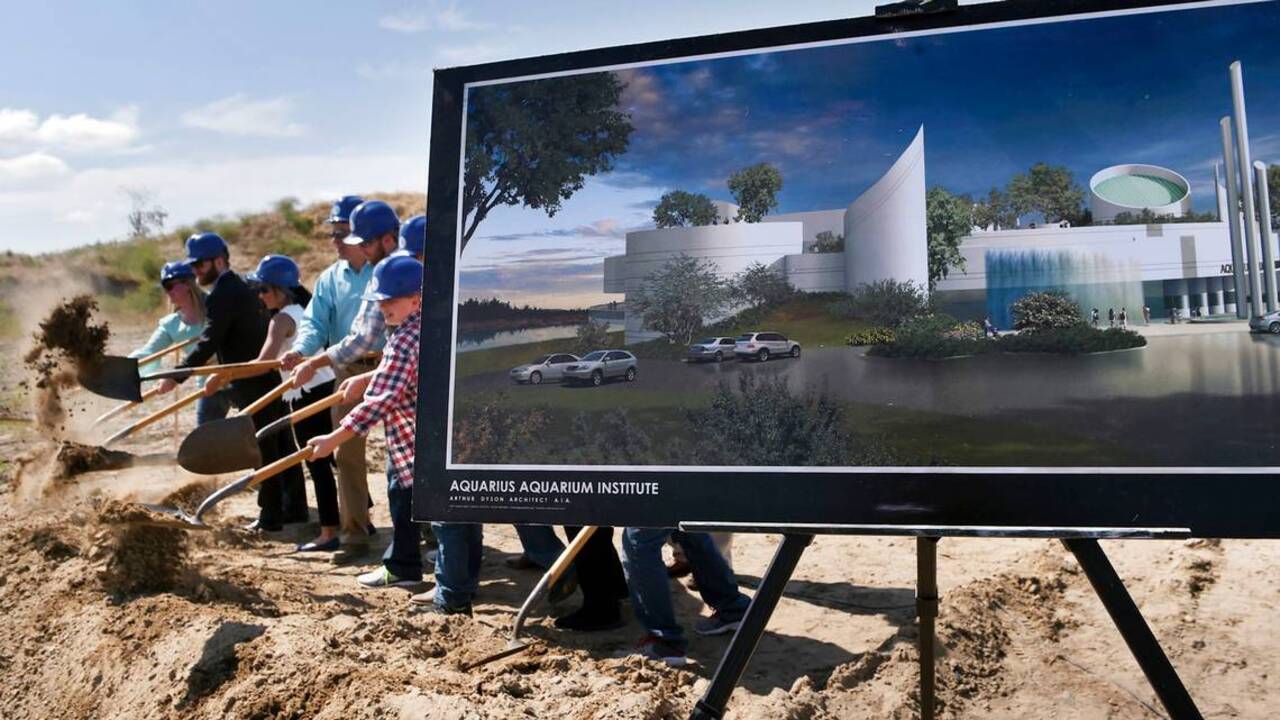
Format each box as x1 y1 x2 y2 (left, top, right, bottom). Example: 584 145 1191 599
279 304 335 401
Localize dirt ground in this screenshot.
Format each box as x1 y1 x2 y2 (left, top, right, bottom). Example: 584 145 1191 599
0 329 1277 719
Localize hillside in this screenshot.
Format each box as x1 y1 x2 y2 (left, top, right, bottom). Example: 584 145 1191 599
0 192 426 338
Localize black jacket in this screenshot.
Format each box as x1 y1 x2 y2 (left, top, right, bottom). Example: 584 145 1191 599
178 270 279 404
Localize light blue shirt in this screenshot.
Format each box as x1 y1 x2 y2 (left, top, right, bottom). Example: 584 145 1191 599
291 259 373 357
130 312 206 385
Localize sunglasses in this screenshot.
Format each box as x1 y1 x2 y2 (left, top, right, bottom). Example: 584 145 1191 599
256 286 274 295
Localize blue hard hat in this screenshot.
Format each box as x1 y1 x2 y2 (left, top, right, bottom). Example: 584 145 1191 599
398 214 427 258
159 261 195 286
344 200 399 246
247 254 300 289
364 255 423 301
327 195 365 224
184 232 228 263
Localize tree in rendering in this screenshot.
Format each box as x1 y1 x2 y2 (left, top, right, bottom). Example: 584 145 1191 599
727 162 783 223
652 190 720 228
462 72 634 251
733 261 793 307
632 253 730 343
811 230 844 253
972 187 1018 231
1006 162 1085 225
925 186 972 291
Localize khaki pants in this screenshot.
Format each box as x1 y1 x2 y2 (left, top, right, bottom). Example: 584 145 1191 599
332 362 374 540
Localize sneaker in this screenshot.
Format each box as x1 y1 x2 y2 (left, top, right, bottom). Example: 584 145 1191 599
415 601 472 616
296 537 340 553
694 612 742 636
633 634 688 667
356 567 420 589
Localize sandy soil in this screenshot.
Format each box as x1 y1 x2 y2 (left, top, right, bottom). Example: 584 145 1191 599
0 330 1277 719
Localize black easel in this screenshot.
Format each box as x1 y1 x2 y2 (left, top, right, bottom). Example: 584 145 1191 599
681 523 1200 720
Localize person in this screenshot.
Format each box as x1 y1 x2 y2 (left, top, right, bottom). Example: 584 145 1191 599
622 528 751 666
1169 307 1177 324
308 255 426 591
1142 305 1151 324
281 196 380 546
248 254 342 552
1090 308 1099 328
396 214 426 261
982 315 998 338
157 232 306 531
1119 307 1128 328
554 526 629 632
127 261 232 425
1107 307 1115 327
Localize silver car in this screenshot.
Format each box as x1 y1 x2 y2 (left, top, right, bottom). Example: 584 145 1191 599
509 353 579 385
734 331 801 362
1249 310 1280 334
686 336 738 363
563 350 638 386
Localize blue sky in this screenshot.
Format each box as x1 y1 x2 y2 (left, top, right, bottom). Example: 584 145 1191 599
0 0 917 253
460 0 1280 308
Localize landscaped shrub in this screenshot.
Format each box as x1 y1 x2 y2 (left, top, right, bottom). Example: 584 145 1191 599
846 327 896 346
826 279 930 328
1010 290 1082 329
999 325 1145 354
868 314 992 358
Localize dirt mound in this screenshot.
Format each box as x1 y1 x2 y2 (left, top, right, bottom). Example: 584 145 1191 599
90 499 189 596
22 296 111 434
53 440 136 479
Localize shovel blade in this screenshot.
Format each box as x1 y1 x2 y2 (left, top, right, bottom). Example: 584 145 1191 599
77 356 143 402
133 503 212 531
177 415 262 474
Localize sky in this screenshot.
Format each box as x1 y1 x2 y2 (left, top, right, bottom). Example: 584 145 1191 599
0 0 926 254
458 0 1280 309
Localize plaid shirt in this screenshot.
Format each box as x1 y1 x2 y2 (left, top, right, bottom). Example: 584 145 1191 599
340 310 419 489
325 296 387 368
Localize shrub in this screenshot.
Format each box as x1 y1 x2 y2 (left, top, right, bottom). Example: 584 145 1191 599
1010 290 1082 330
564 409 655 464
573 318 612 355
452 394 550 464
275 197 316 236
870 314 991 358
846 327 896 346
999 325 1145 354
826 279 930 328
269 233 313 258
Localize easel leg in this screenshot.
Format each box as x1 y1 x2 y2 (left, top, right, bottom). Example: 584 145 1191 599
917 536 939 720
689 533 814 720
1061 538 1202 720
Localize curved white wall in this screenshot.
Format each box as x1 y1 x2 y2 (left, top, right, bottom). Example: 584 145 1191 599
844 125 929 290
1089 164 1192 223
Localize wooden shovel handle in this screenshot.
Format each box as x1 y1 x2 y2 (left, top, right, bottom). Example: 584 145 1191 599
92 385 164 426
545 525 598 587
248 446 315 489
236 377 295 418
184 359 282 377
138 336 199 365
104 388 204 446
287 391 344 425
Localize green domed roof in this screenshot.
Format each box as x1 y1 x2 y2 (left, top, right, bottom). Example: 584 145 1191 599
1094 173 1187 207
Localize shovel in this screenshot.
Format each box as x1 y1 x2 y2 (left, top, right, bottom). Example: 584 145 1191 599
462 526 599 670
89 338 202 426
176 379 335 474
135 446 316 531
79 357 282 402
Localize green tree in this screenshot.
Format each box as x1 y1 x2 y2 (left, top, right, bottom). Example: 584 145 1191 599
462 73 633 251
972 187 1018 231
727 163 783 223
652 190 719 228
925 186 972 290
1269 164 1280 229
631 253 730 343
1010 290 1082 330
811 230 844 253
733 261 793 307
1006 163 1085 224
826 279 931 328
573 318 611 355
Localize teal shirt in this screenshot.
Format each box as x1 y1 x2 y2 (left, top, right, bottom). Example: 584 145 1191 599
291 259 373 356
130 312 206 385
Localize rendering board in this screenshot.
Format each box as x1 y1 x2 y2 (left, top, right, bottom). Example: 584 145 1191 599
419 0 1280 535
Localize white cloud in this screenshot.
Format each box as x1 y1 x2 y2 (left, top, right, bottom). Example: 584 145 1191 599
0 106 139 151
0 152 71 186
379 10 431 33
435 44 508 66
181 94 305 138
437 5 491 31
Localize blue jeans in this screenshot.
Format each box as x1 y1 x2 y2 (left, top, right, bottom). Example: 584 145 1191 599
431 522 482 608
195 388 233 426
382 468 422 581
621 528 751 644
515 525 565 568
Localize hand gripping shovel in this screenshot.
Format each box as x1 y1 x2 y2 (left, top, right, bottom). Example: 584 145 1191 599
175 380 340 475
462 526 598 671
89 338 201 426
136 446 316 531
80 357 282 403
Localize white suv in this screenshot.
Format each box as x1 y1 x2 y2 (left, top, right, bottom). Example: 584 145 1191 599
734 332 801 362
